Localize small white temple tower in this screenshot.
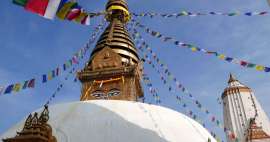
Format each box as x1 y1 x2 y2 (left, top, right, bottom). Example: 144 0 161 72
222 74 270 142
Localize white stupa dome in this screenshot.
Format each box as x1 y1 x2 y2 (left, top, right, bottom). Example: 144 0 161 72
1 100 216 142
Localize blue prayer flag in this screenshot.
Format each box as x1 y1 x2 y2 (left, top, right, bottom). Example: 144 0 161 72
4 85 14 94
42 74 47 83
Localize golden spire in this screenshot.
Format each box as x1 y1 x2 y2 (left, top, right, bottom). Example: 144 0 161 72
77 0 143 101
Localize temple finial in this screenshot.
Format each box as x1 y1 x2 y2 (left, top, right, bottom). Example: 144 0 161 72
228 73 238 84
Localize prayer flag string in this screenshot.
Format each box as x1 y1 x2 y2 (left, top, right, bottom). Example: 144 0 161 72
44 19 107 106
132 11 269 18
131 19 270 74
12 0 105 25
129 24 239 142
142 73 162 104
129 26 224 142
44 67 76 106
133 37 225 142
0 19 107 96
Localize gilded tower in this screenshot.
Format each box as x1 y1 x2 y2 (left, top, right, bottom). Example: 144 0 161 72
77 0 144 101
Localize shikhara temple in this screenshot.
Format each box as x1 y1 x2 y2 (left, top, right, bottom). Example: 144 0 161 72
1 0 270 142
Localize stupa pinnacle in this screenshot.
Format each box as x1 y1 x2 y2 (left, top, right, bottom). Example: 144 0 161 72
77 0 143 101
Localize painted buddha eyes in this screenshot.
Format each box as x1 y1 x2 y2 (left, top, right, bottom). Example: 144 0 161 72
91 89 120 99
108 89 121 97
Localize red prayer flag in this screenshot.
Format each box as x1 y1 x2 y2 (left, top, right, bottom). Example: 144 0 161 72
66 8 81 21
28 78 35 88
25 0 49 16
240 61 247 66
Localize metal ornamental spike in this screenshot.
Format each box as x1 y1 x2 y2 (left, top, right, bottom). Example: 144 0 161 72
105 0 131 23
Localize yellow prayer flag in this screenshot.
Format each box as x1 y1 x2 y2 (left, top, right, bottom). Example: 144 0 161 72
191 47 197 52
57 2 77 20
48 72 53 80
75 12 88 23
13 83 21 92
218 54 225 60
255 65 265 71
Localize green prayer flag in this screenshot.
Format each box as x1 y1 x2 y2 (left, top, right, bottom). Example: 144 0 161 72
228 12 238 16
247 63 256 68
13 0 28 7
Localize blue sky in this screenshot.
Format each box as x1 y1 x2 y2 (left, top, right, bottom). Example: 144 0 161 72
1 0 270 140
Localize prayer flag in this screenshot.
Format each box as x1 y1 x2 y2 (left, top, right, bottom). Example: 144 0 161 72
81 15 90 25
211 116 216 122
240 61 247 67
66 5 81 20
63 63 67 71
13 0 28 7
218 54 225 60
247 63 256 68
245 12 252 16
255 65 265 71
28 79 35 88
44 0 62 19
25 0 49 16
22 80 29 89
228 12 239 16
180 11 188 16
56 67 60 76
57 0 68 11
13 83 21 92
52 70 56 78
48 72 53 80
4 85 14 94
72 56 78 64
57 1 77 20
42 74 47 83
191 47 197 52
264 67 270 72
259 11 268 15
225 57 233 62
0 86 5 95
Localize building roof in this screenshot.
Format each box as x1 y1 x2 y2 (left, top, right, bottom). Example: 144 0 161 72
1 100 216 142
246 119 270 141
227 73 246 88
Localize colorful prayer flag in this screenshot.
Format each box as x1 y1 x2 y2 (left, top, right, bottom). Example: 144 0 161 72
22 80 29 89
48 72 53 80
25 0 50 16
4 85 14 94
28 79 35 88
13 0 28 7
255 65 265 71
44 0 62 19
264 67 270 72
0 86 5 95
81 15 90 25
13 83 21 92
56 1 77 20
42 74 47 83
63 63 67 71
56 67 60 76
66 5 81 21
